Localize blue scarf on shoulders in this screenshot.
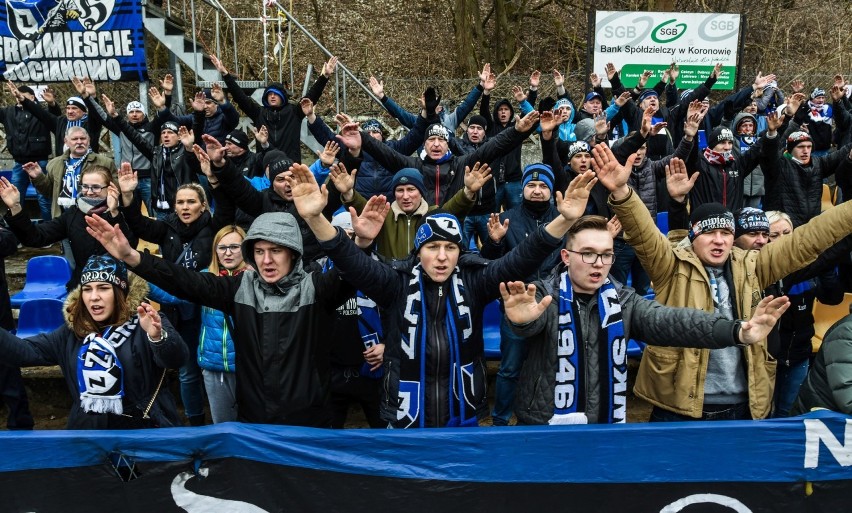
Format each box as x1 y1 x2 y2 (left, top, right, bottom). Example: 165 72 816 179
555 271 627 424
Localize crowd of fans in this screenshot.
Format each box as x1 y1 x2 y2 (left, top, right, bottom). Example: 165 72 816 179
1 53 851 430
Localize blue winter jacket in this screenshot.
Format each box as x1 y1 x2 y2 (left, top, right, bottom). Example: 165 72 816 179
197 269 239 373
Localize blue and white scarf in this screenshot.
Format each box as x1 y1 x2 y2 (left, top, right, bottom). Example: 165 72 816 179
76 317 139 415
398 265 475 428
554 271 627 424
58 148 92 208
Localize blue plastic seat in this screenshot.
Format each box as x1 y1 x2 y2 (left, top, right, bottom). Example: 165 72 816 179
483 299 502 360
656 211 669 235
15 298 65 338
10 255 71 308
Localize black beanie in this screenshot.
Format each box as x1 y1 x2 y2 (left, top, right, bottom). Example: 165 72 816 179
262 150 294 180
688 202 734 241
468 115 488 130
707 127 734 150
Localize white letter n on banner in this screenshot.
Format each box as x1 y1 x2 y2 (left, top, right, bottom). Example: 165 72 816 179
803 419 852 468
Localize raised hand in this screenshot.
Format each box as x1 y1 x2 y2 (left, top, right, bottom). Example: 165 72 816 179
193 145 215 180
637 70 653 88
42 85 55 104
350 194 390 242
369 76 385 99
790 79 804 93
209 54 228 75
512 85 527 103
137 302 164 341
300 97 315 118
337 122 362 151
328 162 356 196
106 183 121 214
710 62 724 79
191 91 206 112
738 295 791 345
665 157 699 202
6 81 24 102
753 71 776 90
683 111 702 138
834 74 848 89
589 72 602 88
830 85 845 102
650 121 668 137
661 68 671 85
318 140 340 167
464 162 492 194
322 55 339 78
211 82 225 103
515 110 541 132
555 170 598 222
149 87 165 109
786 92 807 115
287 163 328 219
160 73 175 94
117 162 138 194
83 77 96 97
668 63 679 83
606 216 622 239
640 105 655 137
251 125 269 146
71 76 85 96
529 70 541 89
591 144 633 197
479 63 492 86
552 69 564 87
500 281 552 325
614 91 631 107
483 72 497 93
84 214 138 264
335 112 354 125
487 213 509 243
766 111 785 133
22 162 43 180
594 113 609 138
605 62 617 81
201 134 226 165
101 94 117 118
177 125 195 148
539 110 560 133
0 177 22 211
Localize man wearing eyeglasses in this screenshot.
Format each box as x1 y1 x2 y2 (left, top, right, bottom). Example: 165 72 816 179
501 215 791 425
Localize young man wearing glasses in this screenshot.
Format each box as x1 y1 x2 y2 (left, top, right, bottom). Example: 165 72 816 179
500 214 790 425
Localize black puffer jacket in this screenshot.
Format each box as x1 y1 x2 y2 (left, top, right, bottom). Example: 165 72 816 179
223 75 329 163
131 213 352 426
763 126 852 226
512 265 742 425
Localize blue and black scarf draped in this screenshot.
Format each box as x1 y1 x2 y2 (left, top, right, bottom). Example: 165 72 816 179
555 271 627 424
398 265 476 428
76 318 139 415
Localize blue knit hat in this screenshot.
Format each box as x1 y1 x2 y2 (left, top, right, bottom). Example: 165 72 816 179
414 211 463 251
637 89 658 103
80 255 128 292
521 163 555 192
391 168 427 198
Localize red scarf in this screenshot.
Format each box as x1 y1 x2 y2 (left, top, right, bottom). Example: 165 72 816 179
703 147 734 166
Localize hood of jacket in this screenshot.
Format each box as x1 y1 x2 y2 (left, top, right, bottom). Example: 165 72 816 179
63 271 150 327
241 212 305 286
492 99 515 127
262 82 290 108
732 112 757 136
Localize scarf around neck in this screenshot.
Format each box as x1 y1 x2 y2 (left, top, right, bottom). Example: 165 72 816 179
397 264 475 428
807 101 832 124
703 147 734 166
554 270 627 424
58 149 92 208
76 317 139 415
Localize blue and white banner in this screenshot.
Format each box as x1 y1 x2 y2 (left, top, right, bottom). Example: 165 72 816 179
0 0 147 83
0 411 850 511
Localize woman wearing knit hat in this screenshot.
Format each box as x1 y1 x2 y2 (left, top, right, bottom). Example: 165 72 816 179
0 254 188 429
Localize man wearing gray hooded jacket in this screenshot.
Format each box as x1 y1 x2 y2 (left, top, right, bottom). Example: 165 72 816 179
86 211 353 427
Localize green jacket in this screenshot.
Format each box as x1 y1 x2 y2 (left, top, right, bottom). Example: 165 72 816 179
345 188 474 259
792 314 852 415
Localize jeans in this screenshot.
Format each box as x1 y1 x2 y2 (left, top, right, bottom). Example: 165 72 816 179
0 364 34 429
463 214 490 250
610 238 651 295
136 177 152 215
12 160 50 221
202 370 237 423
492 315 527 425
772 359 809 418
177 317 205 420
649 403 752 422
495 180 522 211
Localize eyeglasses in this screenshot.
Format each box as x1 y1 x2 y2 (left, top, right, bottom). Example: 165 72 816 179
216 244 242 253
566 250 615 265
79 184 105 193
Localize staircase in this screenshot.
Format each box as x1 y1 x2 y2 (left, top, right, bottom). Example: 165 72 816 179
142 4 264 89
